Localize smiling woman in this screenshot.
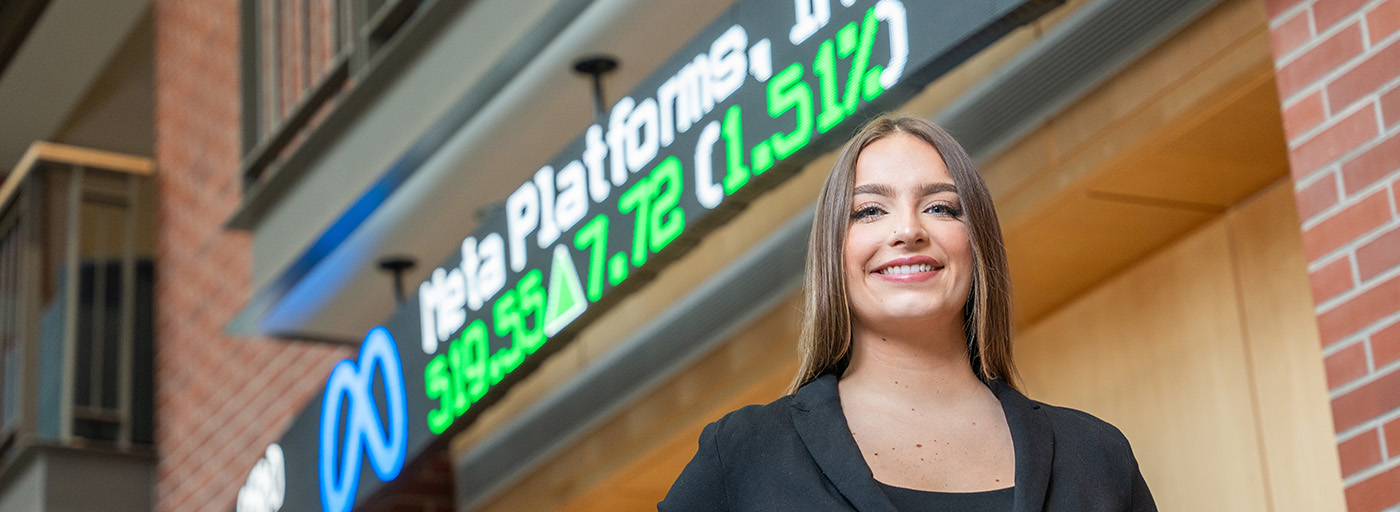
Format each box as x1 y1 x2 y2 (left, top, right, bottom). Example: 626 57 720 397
660 116 1157 511
796 117 1016 395
842 132 978 376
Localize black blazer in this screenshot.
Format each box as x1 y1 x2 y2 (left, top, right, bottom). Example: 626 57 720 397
659 374 1156 511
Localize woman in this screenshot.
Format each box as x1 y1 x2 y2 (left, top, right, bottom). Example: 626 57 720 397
659 116 1155 511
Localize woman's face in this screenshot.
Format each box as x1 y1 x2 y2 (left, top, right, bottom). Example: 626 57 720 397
843 133 974 334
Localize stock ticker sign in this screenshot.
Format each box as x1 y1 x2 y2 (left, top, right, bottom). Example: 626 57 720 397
240 1 1056 510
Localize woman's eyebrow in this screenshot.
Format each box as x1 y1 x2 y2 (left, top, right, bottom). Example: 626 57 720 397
922 182 957 196
852 182 957 197
853 183 895 196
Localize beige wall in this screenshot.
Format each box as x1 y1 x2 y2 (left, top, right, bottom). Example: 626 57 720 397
1017 181 1345 512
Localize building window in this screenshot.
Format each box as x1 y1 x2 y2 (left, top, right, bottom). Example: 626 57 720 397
238 0 426 191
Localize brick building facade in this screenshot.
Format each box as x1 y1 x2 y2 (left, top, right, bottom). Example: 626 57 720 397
1265 0 1400 510
149 1 356 510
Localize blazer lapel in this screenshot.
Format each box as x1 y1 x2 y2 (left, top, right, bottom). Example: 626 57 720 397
990 380 1054 512
789 374 896 512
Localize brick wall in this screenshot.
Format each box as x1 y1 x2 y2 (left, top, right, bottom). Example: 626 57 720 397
151 1 353 510
1265 0 1400 510
152 1 456 510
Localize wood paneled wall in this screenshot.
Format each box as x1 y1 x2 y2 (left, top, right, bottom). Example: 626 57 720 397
1016 181 1345 512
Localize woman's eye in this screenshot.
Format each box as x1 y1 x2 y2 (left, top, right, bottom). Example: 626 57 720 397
850 205 884 220
927 203 963 217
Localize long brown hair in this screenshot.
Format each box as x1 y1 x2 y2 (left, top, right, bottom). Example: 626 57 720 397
787 116 1018 393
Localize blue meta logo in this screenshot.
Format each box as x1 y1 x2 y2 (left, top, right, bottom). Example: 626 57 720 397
318 327 408 512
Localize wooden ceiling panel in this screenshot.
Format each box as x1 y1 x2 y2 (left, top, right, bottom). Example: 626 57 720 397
1006 192 1218 326
1085 78 1289 209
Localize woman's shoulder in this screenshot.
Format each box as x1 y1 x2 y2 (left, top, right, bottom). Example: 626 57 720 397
1028 399 1141 470
991 381 1134 448
706 373 842 441
705 393 800 441
1022 398 1156 507
1037 401 1131 441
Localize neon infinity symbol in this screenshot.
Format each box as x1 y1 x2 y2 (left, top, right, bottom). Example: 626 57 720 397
319 327 408 512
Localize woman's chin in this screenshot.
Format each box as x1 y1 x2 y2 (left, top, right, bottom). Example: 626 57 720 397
854 309 962 335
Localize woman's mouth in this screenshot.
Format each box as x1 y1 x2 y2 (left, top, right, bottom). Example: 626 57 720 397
872 257 943 279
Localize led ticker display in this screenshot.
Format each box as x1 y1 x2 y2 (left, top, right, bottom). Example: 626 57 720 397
238 1 1059 511
415 0 908 435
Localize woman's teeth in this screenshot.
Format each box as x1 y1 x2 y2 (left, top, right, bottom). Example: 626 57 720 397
878 264 934 275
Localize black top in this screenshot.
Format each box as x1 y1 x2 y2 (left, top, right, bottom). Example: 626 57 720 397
877 481 1015 512
658 373 1156 511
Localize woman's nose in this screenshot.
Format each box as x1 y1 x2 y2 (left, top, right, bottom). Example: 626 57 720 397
890 212 927 246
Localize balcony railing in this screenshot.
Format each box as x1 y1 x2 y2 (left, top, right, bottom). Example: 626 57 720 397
239 0 427 192
0 142 154 458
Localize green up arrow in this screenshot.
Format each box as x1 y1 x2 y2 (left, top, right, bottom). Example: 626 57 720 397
544 244 588 337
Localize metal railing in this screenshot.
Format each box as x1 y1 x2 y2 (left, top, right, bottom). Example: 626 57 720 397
239 0 426 191
0 142 154 457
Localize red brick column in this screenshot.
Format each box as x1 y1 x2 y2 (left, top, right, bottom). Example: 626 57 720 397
151 1 458 510
151 1 352 510
1265 0 1400 510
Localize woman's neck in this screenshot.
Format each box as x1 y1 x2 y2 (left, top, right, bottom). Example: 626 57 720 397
840 318 987 408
